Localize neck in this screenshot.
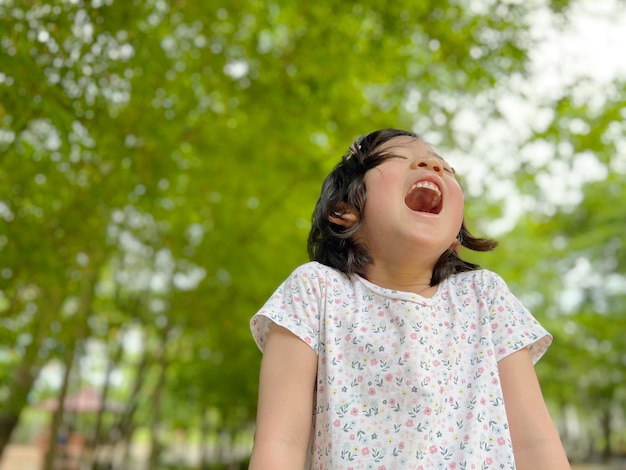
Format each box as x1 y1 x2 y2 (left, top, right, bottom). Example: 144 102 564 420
363 261 437 296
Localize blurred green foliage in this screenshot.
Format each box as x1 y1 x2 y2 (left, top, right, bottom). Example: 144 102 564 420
0 0 624 467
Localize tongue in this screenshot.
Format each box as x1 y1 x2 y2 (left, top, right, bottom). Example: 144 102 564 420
405 188 441 213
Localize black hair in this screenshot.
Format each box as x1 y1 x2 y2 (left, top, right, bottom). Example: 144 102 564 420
307 128 497 286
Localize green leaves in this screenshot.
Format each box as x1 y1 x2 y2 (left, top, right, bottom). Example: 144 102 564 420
0 0 622 463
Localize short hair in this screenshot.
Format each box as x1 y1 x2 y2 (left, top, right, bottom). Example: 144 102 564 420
307 128 497 285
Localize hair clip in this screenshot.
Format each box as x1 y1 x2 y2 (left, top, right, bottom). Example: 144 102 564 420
347 136 364 159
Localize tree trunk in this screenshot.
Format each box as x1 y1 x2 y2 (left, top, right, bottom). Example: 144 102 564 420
89 332 125 469
601 408 612 460
43 269 95 470
199 408 210 470
0 313 48 458
117 332 150 469
43 344 76 470
147 330 169 470
0 286 60 459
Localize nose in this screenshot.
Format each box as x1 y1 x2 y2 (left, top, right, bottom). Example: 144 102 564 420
411 156 443 174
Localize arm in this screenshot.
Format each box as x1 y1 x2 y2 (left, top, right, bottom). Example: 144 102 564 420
249 324 318 470
498 347 571 470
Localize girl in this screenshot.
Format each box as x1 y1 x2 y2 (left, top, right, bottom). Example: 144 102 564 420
249 128 570 469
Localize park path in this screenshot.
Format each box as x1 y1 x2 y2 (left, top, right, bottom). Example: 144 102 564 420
1 444 622 470
0 445 41 470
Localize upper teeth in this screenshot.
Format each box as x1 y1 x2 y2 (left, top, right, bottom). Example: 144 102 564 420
408 181 441 195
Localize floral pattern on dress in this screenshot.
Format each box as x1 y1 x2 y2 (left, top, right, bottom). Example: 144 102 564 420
251 262 552 469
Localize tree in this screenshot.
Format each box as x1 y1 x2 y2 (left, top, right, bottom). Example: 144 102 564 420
14 0 626 467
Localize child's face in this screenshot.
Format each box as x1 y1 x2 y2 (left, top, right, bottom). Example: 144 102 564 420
358 136 465 267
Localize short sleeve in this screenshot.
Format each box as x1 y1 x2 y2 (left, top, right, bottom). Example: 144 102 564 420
250 263 325 354
483 272 552 364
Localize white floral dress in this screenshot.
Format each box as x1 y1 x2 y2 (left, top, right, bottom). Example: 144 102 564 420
251 262 551 469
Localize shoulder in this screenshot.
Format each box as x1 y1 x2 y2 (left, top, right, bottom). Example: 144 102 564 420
288 261 351 286
448 268 507 291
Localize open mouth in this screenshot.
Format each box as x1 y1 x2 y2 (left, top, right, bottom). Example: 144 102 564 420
404 180 442 214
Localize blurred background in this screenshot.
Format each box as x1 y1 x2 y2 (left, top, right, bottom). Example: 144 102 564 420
0 0 625 469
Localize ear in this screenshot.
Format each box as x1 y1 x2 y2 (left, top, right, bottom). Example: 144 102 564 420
327 202 359 228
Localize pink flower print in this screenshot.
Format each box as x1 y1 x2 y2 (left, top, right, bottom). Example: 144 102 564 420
424 407 432 416
370 358 378 366
498 347 506 355
492 377 499 385
389 397 396 406
345 334 351 341
497 437 506 446
368 387 376 396
385 374 393 382
464 434 470 442
379 466 387 470
480 397 487 406
466 412 473 420
471 323 477 330
357 375 363 383
398 442 405 450
410 332 417 340
429 445 437 454
349 434 355 440
377 310 385 317
304 337 312 344
449 463 457 469
351 407 359 416
360 326 368 333
491 322 498 330
486 458 493 465
487 349 494 356
333 419 341 427
334 298 341 304
433 360 440 366
361 447 370 456
477 367 484 374
405 419 414 427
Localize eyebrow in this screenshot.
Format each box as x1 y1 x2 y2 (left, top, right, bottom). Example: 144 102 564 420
380 144 452 167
